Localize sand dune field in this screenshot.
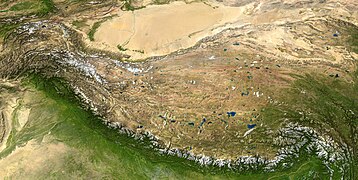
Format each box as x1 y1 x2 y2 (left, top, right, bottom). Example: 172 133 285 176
94 1 245 59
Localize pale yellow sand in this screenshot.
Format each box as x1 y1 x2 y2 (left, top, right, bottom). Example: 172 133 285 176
94 1 244 59
15 108 30 132
0 139 69 178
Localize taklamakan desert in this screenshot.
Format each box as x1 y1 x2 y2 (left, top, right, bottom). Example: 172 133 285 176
93 1 244 59
0 0 357 179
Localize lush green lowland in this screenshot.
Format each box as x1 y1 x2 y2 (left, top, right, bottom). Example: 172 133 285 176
87 21 102 41
9 1 37 11
37 0 56 16
0 0 55 16
0 72 354 179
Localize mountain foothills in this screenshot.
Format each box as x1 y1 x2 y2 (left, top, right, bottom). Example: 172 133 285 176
0 0 357 179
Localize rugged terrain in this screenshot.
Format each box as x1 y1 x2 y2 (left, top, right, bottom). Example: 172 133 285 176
0 0 357 179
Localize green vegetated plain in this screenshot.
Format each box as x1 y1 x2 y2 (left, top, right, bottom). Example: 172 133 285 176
9 1 37 11
349 27 358 53
72 19 88 29
87 21 102 41
1 0 55 15
0 72 355 179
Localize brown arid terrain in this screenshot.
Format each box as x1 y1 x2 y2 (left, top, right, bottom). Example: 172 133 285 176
0 0 357 178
